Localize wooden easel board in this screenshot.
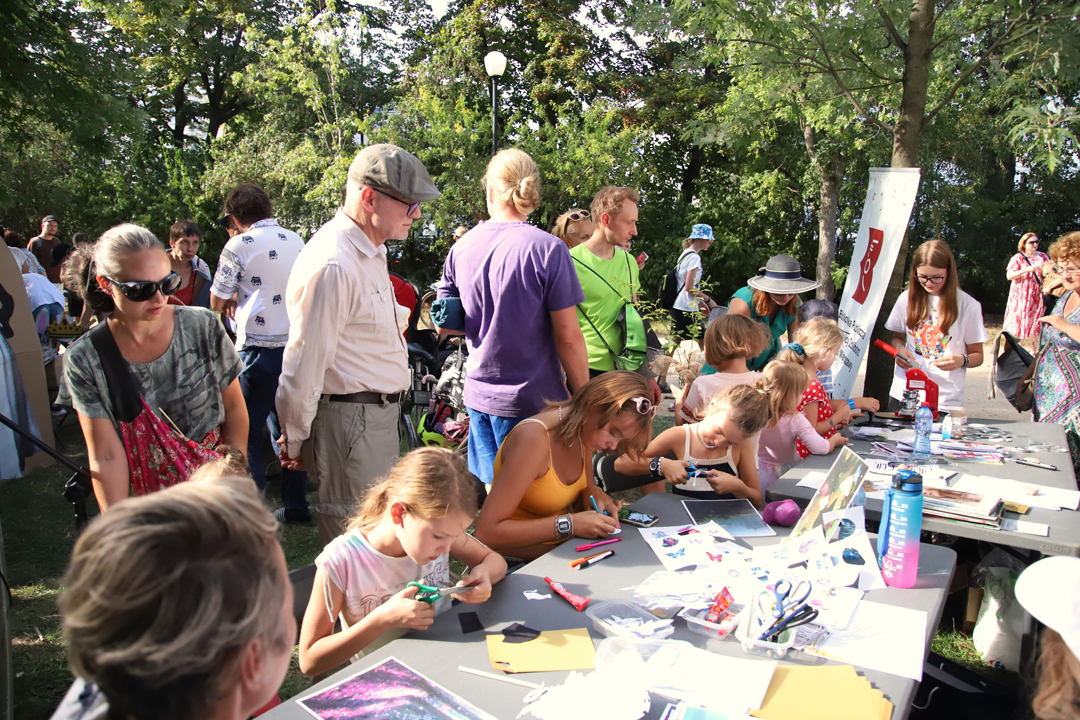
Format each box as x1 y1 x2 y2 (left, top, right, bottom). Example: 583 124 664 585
0 248 56 474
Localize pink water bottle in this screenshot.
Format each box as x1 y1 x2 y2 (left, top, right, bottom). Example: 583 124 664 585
877 469 923 588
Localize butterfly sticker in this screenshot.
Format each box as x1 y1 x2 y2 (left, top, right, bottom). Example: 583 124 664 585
666 548 685 559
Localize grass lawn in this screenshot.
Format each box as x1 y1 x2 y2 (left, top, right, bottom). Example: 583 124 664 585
2 411 1019 718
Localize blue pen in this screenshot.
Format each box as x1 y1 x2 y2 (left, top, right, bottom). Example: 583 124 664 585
589 496 610 516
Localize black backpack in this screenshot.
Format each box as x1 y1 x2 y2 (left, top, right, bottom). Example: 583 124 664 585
658 250 697 310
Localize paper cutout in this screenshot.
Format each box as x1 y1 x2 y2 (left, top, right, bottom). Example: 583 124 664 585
523 591 551 601
298 656 496 720
486 628 596 673
501 623 541 643
519 669 651 720
459 611 484 634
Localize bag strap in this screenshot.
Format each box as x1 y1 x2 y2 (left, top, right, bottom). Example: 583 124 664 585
575 302 625 369
572 253 636 302
88 321 143 423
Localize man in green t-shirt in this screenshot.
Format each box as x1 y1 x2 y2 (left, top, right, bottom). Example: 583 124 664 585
570 186 660 402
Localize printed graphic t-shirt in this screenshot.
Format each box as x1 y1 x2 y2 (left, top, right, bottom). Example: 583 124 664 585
884 290 988 410
316 527 450 627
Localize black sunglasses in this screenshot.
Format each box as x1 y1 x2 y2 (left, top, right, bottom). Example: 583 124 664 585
370 187 421 216
103 273 182 302
569 210 591 221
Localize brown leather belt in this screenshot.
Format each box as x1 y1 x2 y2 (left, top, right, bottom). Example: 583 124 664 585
325 391 403 404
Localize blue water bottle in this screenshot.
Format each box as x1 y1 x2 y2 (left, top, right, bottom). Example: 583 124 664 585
912 403 932 462
877 470 923 588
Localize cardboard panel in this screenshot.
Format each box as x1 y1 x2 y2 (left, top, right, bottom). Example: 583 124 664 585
0 248 57 473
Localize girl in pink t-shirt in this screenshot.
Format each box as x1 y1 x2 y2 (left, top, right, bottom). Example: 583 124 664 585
757 361 848 490
678 314 771 424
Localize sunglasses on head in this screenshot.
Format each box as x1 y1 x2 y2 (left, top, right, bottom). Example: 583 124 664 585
629 397 656 415
103 273 182 302
569 210 590 221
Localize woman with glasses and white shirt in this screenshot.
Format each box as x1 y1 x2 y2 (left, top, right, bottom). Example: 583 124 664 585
1034 232 1080 472
885 239 989 412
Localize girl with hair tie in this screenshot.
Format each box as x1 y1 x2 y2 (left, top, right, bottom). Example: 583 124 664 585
438 149 588 486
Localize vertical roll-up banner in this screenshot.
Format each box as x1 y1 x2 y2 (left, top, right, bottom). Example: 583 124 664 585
831 167 921 399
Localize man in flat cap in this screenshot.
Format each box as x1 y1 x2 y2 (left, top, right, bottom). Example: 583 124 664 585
277 143 440 544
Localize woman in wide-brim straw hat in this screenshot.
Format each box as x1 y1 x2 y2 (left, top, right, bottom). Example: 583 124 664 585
728 254 820 371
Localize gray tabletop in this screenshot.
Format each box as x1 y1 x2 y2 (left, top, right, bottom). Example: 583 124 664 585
265 492 955 720
767 419 1080 557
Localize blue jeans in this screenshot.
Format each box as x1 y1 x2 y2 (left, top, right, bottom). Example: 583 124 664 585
466 408 526 485
238 347 309 518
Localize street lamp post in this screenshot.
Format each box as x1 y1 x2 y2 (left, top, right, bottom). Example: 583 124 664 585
484 51 507 157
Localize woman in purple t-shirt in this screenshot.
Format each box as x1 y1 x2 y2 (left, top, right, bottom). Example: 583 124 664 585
438 149 589 485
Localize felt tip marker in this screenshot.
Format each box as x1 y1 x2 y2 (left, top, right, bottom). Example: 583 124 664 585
577 550 614 568
570 549 612 568
575 537 621 552
589 495 611 516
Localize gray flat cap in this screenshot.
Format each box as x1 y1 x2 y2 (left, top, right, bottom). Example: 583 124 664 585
348 144 440 203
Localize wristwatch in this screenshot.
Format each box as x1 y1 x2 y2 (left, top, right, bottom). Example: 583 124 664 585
555 514 573 541
649 457 664 478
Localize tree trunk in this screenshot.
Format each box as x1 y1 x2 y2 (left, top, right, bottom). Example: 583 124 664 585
801 119 840 301
862 0 935 405
816 156 841 301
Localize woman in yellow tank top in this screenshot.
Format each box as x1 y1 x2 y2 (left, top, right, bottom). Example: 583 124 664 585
474 372 654 560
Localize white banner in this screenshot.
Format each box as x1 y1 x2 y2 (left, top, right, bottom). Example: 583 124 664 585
831 167 921 399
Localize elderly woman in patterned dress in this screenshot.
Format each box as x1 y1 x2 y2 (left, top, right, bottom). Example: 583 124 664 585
1004 232 1050 348
1034 231 1080 472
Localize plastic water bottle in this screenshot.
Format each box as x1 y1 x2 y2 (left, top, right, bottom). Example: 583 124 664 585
912 402 932 461
877 470 923 588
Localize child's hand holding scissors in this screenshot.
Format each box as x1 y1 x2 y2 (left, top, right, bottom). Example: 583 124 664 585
456 571 492 604
377 584 436 631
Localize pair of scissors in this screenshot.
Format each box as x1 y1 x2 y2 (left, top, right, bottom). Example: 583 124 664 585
407 582 472 605
770 579 811 619
761 604 819 642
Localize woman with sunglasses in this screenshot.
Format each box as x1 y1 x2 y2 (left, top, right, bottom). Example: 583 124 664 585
474 371 653 560
1034 233 1080 473
59 224 247 510
551 208 593 250
1004 232 1050 347
884 239 988 411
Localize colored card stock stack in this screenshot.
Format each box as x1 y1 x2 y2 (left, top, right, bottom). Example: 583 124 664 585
750 664 892 720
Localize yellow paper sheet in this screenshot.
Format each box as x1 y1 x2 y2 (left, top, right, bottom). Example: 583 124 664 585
751 664 884 720
485 628 596 674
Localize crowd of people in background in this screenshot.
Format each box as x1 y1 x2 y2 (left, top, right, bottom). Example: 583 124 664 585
4 140 1080 720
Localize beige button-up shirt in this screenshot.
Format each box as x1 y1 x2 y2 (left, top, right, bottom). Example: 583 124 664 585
277 209 409 456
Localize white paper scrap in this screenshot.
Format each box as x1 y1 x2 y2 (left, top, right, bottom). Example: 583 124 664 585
796 471 828 490
648 646 776 712
1000 518 1050 536
518 669 650 720
523 591 551 600
806 600 928 680
953 475 1080 511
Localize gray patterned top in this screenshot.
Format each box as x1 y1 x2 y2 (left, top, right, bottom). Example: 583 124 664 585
58 307 242 441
